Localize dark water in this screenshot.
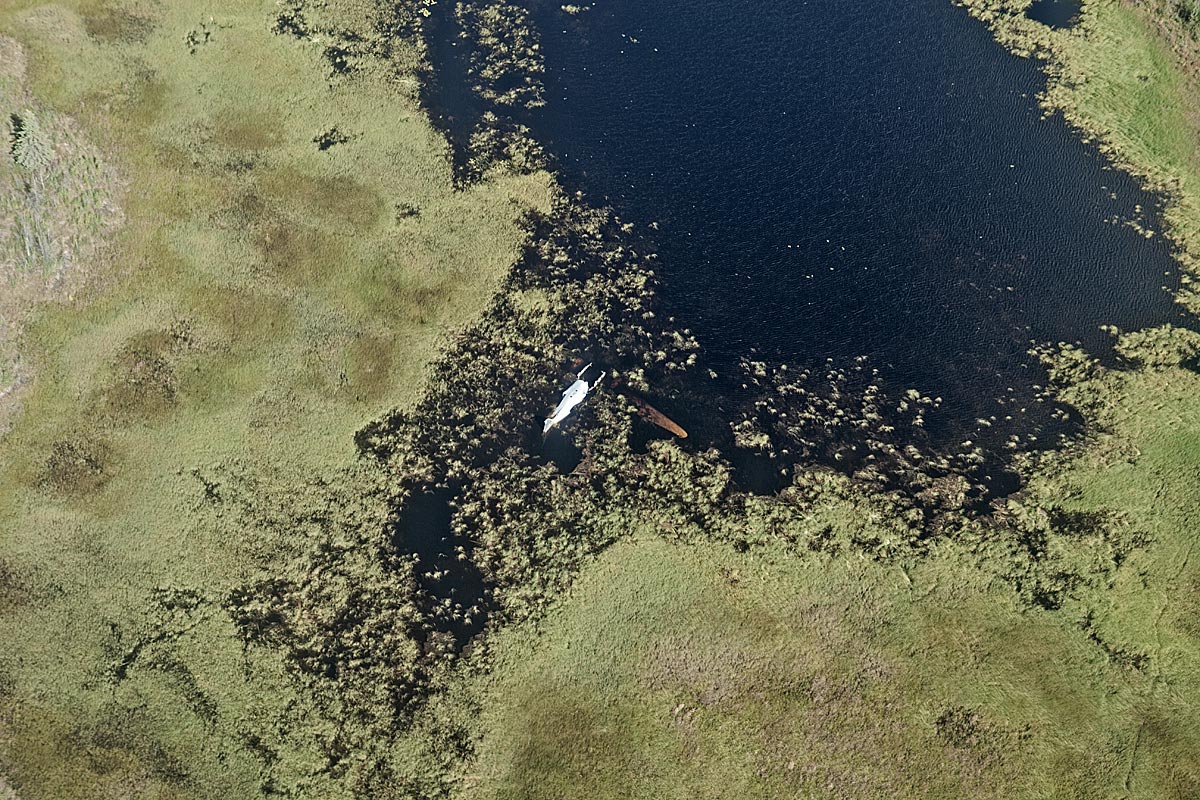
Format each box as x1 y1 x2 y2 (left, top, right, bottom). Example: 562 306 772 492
521 0 1189 443
392 488 488 646
1027 0 1082 29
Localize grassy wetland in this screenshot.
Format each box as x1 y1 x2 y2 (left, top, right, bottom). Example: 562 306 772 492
0 0 549 795
2 0 1200 799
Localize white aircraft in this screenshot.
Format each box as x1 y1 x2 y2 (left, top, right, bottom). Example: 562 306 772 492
543 363 605 433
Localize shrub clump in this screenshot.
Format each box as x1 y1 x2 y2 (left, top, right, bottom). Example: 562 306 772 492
1115 324 1200 369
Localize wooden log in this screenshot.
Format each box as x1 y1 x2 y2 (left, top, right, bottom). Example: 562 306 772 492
627 395 688 438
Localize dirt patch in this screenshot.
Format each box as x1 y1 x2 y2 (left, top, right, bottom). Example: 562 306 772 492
254 218 345 283
0 35 124 435
348 333 396 401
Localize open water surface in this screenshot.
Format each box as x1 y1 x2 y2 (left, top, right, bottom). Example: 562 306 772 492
400 0 1193 636
519 0 1189 443
1026 0 1083 28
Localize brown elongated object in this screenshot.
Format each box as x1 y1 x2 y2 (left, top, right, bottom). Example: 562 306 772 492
627 394 688 438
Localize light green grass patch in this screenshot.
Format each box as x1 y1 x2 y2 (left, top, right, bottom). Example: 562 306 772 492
468 526 1188 799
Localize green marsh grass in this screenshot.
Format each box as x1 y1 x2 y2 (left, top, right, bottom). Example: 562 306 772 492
468 412 1200 800
0 0 549 795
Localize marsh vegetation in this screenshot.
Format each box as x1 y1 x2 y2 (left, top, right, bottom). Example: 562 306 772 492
0 0 548 795
0 0 1199 798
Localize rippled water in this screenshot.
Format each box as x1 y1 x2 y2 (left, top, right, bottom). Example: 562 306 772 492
521 0 1189 443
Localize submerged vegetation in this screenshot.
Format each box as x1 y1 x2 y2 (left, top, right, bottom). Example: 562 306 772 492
0 0 1199 798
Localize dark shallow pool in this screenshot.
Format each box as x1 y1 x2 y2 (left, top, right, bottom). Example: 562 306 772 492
1026 0 1083 29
